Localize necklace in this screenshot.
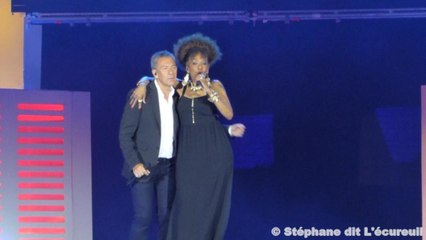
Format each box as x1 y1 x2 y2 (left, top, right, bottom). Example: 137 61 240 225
191 98 195 124
189 81 203 92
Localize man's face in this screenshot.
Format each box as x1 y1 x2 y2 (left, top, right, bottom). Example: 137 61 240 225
153 56 177 88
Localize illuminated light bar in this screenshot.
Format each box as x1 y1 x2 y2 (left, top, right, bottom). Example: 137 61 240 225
18 149 64 155
18 160 64 167
19 227 65 234
19 194 64 200
17 103 64 111
18 126 65 133
19 216 65 223
18 171 64 178
19 238 65 240
19 205 65 212
18 137 64 144
24 9 426 25
18 183 64 189
17 115 64 122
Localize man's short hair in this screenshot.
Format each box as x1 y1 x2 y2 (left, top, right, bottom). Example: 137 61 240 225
151 50 176 69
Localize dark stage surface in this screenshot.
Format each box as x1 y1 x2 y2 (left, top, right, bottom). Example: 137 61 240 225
36 1 425 239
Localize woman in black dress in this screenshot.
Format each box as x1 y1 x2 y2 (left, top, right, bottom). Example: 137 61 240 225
166 33 235 240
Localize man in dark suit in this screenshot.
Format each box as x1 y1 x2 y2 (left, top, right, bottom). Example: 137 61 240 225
119 50 178 240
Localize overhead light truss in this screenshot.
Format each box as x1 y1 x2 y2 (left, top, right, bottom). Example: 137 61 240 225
25 8 426 25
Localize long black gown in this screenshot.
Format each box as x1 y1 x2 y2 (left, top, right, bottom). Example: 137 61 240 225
167 93 233 240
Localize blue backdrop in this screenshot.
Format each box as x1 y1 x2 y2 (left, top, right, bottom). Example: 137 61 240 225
37 4 425 239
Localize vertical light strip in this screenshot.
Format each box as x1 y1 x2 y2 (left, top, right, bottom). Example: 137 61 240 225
421 86 426 240
16 102 66 239
0 100 3 237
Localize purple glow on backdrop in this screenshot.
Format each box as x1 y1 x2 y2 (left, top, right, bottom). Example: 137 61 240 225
375 107 420 163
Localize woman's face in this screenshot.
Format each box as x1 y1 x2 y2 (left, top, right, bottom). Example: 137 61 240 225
186 53 209 81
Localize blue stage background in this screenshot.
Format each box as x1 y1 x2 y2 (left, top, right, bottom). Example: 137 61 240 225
37 7 425 239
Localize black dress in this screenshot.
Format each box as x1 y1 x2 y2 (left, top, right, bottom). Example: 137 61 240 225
167 93 233 240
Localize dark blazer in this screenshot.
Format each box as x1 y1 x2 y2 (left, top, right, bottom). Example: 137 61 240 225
119 82 178 182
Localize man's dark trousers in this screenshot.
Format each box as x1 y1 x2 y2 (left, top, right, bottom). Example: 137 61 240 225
129 158 175 240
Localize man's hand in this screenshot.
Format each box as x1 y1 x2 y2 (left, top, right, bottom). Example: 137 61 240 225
132 163 150 178
230 123 246 137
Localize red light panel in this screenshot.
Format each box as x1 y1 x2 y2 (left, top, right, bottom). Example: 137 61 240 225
17 115 64 122
18 183 64 189
17 103 64 111
18 126 65 133
18 149 64 155
19 228 65 234
17 138 64 144
18 160 64 167
0 90 92 239
19 216 65 223
18 171 64 178
19 205 65 212
19 194 64 200
19 238 65 240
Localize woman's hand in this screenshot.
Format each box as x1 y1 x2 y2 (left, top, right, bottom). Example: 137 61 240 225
207 80 234 120
130 85 147 109
130 76 153 109
196 73 212 93
229 123 246 137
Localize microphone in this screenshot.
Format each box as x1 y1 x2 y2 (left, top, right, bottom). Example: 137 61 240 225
195 80 203 88
195 72 208 87
199 73 207 79
189 72 208 91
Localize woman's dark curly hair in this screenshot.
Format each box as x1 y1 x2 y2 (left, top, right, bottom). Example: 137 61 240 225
173 33 222 69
